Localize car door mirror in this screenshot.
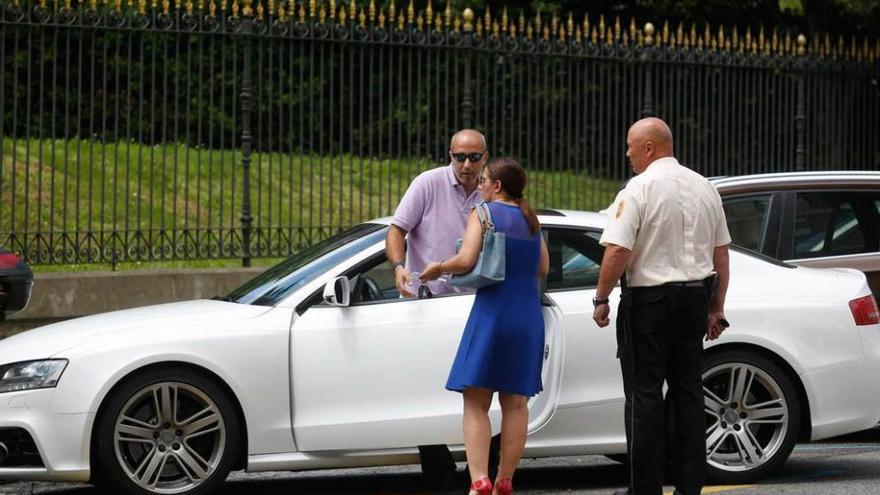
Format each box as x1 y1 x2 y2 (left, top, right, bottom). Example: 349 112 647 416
323 276 351 307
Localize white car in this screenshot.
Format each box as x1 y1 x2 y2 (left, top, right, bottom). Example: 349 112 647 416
1 211 879 494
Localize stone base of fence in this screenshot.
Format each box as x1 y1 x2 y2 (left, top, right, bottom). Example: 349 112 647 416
0 267 265 337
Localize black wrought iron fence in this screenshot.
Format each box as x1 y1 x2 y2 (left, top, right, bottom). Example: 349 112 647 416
1 0 878 266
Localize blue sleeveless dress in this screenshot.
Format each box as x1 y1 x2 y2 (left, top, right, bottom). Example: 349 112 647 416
446 202 545 397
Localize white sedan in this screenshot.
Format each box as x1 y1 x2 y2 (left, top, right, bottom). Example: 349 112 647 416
1 211 879 494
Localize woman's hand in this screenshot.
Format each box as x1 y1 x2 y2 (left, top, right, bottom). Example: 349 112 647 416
420 262 444 283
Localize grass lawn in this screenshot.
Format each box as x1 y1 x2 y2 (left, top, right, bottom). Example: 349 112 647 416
1 137 620 270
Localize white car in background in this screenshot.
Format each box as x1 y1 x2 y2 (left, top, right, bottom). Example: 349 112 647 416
1 211 879 494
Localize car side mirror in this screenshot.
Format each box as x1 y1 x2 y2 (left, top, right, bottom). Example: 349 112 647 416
323 276 351 307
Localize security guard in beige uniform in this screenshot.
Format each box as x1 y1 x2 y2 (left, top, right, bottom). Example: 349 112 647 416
593 118 731 495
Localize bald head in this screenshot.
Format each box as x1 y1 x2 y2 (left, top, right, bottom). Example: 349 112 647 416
626 117 675 174
450 129 487 150
449 129 488 193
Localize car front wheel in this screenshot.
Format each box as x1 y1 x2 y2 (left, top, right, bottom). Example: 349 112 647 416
93 367 242 495
703 350 801 484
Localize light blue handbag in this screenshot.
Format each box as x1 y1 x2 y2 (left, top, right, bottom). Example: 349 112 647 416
450 202 506 289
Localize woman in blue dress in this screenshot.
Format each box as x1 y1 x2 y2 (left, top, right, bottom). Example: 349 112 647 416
421 157 549 495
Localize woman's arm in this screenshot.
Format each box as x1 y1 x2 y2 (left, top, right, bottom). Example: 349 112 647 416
538 235 549 278
420 209 483 281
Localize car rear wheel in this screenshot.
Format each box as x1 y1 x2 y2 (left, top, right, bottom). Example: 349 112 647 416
703 350 801 484
93 367 241 495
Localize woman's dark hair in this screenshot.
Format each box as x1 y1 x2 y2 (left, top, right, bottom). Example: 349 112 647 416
483 157 540 235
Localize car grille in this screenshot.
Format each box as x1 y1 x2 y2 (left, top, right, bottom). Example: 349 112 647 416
0 427 44 467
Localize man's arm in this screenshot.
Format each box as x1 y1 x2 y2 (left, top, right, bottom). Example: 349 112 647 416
592 244 632 328
386 225 414 297
706 244 730 340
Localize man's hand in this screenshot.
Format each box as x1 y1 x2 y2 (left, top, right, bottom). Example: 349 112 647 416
395 266 414 297
419 262 443 283
593 303 610 328
706 311 728 341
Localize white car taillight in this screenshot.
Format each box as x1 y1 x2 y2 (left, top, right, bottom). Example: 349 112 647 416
849 295 880 326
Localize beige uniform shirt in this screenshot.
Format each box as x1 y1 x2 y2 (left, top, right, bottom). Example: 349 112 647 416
599 157 731 287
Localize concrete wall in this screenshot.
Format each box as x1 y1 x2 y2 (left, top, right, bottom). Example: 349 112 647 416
1 268 265 335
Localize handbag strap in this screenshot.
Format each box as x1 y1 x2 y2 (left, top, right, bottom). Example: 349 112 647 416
474 201 495 232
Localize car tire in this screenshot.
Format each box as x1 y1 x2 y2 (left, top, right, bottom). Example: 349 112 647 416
93 366 242 495
703 350 801 484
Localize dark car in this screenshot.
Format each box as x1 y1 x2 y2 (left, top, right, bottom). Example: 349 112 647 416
712 171 880 298
0 249 33 321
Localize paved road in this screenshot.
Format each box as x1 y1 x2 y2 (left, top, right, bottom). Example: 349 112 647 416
3 429 878 494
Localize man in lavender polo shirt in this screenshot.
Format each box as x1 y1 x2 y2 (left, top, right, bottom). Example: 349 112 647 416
386 129 488 296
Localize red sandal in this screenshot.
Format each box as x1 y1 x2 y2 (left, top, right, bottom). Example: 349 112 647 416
493 476 513 495
468 476 493 495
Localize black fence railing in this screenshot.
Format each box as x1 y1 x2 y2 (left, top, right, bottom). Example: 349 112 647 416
2 0 878 266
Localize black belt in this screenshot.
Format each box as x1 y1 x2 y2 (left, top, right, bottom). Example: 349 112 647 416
665 279 710 288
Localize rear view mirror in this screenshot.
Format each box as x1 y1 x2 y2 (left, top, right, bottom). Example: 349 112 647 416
322 276 351 307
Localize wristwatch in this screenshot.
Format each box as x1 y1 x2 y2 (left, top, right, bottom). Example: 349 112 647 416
592 296 609 307
390 260 405 271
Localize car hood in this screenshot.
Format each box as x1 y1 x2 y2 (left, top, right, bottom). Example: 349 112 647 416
0 300 272 363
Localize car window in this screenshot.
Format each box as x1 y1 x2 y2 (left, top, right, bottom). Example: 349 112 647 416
545 228 604 291
347 255 402 304
225 224 387 306
793 192 880 259
721 195 772 252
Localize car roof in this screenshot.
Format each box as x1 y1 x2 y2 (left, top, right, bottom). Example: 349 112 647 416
710 171 880 195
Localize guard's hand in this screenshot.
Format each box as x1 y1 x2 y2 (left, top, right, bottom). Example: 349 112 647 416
706 311 728 341
593 303 610 328
395 266 414 298
419 262 443 283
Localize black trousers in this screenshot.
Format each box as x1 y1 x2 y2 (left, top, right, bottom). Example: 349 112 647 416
616 281 711 495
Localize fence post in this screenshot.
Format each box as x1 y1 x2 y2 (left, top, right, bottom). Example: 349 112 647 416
795 34 807 172
641 22 656 118
239 0 255 267
461 8 474 128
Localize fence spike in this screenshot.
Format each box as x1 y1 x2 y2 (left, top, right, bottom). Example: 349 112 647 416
584 13 590 36
444 0 451 29
388 0 395 24
591 25 597 44
622 31 629 47
534 10 541 33
138 0 146 13
502 7 509 33
484 4 491 32
550 11 558 36
377 7 384 28
676 22 683 46
407 0 413 24
162 0 169 14
397 11 404 30
704 23 712 49
476 18 483 36
598 14 605 38
519 9 526 34
661 20 669 44
628 16 636 39
567 12 574 37
510 22 517 38
837 34 844 59
492 19 499 37
614 15 621 40
526 22 533 39
423 0 430 25
184 0 192 14
434 14 441 30
453 14 460 32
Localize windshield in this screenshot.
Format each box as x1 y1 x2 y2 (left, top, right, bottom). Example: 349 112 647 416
225 223 387 305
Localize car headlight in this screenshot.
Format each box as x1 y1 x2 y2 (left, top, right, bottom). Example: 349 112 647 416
0 360 68 393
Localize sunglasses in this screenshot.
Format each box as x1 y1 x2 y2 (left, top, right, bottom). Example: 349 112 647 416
451 152 485 163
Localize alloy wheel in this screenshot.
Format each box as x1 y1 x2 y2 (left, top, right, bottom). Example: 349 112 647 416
113 382 227 494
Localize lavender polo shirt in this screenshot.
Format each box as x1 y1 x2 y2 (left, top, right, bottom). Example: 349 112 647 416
392 164 481 292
